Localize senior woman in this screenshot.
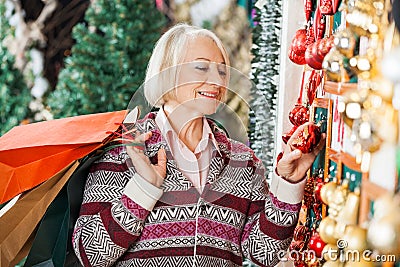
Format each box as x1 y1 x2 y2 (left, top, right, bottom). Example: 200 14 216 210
72 24 324 267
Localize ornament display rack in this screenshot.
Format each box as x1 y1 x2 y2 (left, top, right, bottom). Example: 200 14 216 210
321 80 397 267
322 80 397 223
282 0 400 265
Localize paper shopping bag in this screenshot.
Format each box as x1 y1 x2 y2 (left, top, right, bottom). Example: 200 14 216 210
0 110 127 204
24 149 106 267
0 161 80 267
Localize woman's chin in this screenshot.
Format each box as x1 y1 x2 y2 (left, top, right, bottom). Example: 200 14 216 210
193 98 219 115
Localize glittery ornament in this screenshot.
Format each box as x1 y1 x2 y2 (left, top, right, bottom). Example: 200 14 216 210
289 104 310 126
288 29 308 65
282 125 298 144
308 231 326 258
291 124 322 153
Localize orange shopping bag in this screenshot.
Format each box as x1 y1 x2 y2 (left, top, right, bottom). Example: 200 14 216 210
0 110 127 204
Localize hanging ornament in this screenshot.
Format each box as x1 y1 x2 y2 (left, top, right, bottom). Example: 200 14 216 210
308 231 326 258
304 176 316 208
282 125 299 144
320 179 338 205
306 23 316 46
321 243 339 261
346 0 384 36
294 224 311 241
289 28 308 65
313 5 326 41
319 216 338 244
289 104 310 126
342 225 368 252
290 240 306 252
294 260 307 267
305 36 334 70
333 28 358 58
306 71 322 104
319 0 334 15
327 179 349 218
304 0 314 21
334 187 361 237
291 124 322 153
314 179 324 202
322 47 356 82
344 258 374 267
324 260 342 267
367 193 400 256
319 0 342 15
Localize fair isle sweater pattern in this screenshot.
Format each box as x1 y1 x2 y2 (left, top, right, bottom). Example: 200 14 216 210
72 112 301 267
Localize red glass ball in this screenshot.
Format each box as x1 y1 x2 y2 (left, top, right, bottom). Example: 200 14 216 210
291 124 322 154
289 105 309 127
314 182 324 202
288 29 308 65
282 125 298 144
308 232 326 258
294 225 310 241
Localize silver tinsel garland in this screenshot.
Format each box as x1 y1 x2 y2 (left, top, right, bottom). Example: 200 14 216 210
249 0 282 180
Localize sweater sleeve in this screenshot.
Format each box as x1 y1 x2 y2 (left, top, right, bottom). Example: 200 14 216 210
241 158 306 267
72 147 163 267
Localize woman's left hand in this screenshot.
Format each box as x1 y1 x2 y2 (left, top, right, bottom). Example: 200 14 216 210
276 122 326 183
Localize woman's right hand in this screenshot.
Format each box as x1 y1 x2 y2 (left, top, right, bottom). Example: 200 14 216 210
126 131 167 188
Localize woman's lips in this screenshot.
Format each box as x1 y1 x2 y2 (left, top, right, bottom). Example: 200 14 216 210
197 91 219 99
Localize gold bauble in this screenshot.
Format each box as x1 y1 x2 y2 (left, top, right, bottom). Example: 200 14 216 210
319 217 338 244
372 193 400 220
320 181 338 205
322 260 342 267
328 181 349 218
322 48 347 82
321 244 339 261
367 214 400 255
334 28 358 58
344 258 374 267
342 225 368 252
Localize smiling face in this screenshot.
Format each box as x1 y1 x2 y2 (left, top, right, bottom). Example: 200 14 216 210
165 36 228 115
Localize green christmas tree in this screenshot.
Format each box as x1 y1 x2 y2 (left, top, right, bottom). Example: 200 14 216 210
0 2 31 136
47 0 166 118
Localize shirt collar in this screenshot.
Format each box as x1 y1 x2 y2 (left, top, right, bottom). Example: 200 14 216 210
155 107 220 154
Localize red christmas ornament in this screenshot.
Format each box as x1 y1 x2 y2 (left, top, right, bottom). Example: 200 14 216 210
332 0 341 13
290 240 306 252
294 225 310 241
313 203 322 220
318 35 334 56
305 41 324 70
314 181 324 202
305 71 322 105
308 232 326 258
282 125 298 144
306 36 334 69
313 5 326 41
320 0 334 15
304 0 314 21
294 260 307 267
289 105 309 126
304 176 315 208
306 25 315 47
288 29 308 65
291 124 322 153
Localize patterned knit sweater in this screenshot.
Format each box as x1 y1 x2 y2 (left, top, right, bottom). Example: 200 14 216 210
72 112 306 267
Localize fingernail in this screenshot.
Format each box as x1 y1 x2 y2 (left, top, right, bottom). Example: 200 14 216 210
294 150 301 156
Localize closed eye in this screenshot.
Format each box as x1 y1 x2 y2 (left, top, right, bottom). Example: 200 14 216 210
195 66 209 72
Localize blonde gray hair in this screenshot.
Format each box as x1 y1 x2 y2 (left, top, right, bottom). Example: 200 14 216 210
144 23 230 107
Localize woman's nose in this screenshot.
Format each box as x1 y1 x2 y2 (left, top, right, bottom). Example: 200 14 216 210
207 64 226 86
